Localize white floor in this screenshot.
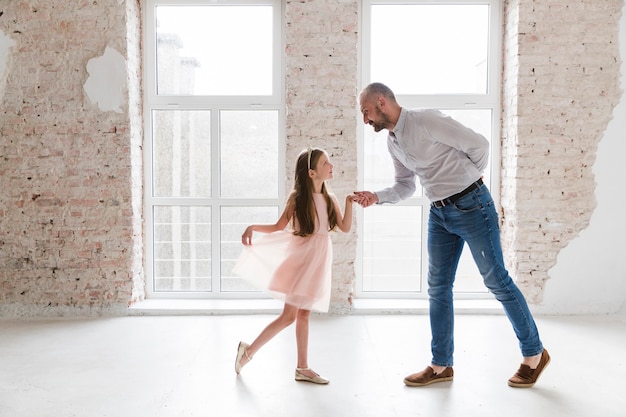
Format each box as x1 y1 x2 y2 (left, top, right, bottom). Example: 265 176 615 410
0 313 624 417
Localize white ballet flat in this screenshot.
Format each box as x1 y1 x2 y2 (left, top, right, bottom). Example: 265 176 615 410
235 341 251 374
295 367 329 384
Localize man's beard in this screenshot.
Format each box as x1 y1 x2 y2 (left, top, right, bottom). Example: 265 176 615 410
371 122 385 132
370 107 391 132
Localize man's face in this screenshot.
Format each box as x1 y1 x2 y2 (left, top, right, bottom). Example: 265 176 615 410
360 96 391 133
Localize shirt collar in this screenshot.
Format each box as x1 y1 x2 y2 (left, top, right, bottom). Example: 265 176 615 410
391 107 407 139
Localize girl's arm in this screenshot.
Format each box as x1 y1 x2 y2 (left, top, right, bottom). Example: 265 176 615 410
241 197 294 245
334 194 355 233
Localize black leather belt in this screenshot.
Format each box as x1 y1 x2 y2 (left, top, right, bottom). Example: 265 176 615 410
431 178 483 208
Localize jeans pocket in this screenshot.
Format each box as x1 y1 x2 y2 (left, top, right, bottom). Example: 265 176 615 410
452 193 481 212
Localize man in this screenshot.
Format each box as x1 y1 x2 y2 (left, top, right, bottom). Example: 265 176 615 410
354 82 549 388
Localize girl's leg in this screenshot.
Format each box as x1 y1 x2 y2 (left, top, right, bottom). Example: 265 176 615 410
295 308 311 369
294 308 327 382
240 303 298 367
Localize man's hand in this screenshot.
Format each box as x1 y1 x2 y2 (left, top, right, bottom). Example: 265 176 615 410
353 191 378 208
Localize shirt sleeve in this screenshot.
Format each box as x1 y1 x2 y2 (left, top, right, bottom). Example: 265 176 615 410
422 111 489 172
375 147 417 204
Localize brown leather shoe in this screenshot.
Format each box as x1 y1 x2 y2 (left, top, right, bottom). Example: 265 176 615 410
508 348 550 388
404 366 454 387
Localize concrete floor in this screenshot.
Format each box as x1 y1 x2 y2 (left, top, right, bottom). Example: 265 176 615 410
0 313 624 417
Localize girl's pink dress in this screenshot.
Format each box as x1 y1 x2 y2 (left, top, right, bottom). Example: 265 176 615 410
232 193 332 313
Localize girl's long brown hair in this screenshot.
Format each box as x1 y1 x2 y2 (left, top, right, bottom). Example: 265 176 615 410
292 148 338 237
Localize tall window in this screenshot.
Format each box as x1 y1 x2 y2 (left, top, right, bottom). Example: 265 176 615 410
359 0 502 299
144 0 283 298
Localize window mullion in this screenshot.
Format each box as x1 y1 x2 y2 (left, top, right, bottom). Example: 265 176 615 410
211 108 221 294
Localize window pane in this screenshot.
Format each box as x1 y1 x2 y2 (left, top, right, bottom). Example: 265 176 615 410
153 206 212 292
152 110 211 197
220 110 279 198
155 5 273 95
370 4 489 94
362 206 423 292
145 0 282 299
221 206 279 292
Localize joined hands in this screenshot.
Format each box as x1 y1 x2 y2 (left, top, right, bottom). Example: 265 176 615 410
353 191 378 208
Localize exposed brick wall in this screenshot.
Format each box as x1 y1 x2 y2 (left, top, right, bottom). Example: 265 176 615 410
502 0 622 302
0 0 622 316
284 0 359 314
0 1 143 315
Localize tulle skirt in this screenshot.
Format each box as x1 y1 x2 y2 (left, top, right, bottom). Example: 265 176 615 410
232 230 332 313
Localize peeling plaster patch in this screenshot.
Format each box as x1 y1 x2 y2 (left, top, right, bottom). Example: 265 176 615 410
83 46 126 113
0 29 16 99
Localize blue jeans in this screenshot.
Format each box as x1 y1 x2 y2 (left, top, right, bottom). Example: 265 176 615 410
427 183 543 367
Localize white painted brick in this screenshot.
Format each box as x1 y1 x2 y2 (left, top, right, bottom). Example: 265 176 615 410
502 0 621 303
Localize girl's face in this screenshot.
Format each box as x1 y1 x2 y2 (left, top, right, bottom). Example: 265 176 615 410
312 152 334 181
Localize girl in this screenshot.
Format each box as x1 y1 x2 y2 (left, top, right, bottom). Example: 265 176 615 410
232 147 354 384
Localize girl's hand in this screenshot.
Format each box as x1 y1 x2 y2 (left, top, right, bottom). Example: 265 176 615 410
346 194 356 203
241 226 254 245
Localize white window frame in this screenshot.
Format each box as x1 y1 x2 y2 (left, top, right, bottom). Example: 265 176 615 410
357 0 502 300
143 0 285 299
